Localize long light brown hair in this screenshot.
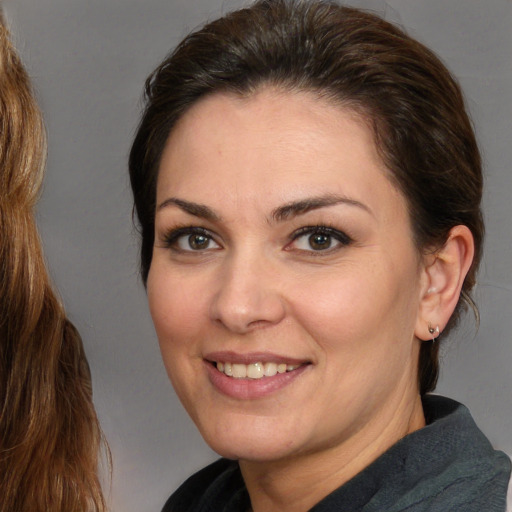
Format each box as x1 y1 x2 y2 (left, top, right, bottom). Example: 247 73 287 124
0 13 109 511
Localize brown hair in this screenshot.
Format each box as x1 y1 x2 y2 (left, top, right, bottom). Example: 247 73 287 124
129 0 483 395
0 14 109 511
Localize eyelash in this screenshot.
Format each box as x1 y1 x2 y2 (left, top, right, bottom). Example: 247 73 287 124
288 225 353 253
162 226 220 252
161 224 353 254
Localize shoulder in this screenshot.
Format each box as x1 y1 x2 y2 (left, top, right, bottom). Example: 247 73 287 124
321 395 512 512
403 395 512 511
161 458 247 512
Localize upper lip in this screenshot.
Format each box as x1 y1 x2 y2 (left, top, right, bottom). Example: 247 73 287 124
204 351 310 365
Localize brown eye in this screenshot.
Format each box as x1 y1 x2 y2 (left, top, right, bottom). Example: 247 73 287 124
188 234 211 250
177 232 219 251
308 233 332 250
289 226 353 253
163 227 221 252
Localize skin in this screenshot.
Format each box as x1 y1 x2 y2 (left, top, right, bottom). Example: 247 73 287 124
148 88 439 511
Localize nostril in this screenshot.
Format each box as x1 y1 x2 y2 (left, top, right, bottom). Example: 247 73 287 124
247 319 274 330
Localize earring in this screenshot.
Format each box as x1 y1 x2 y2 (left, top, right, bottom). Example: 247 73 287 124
427 323 440 342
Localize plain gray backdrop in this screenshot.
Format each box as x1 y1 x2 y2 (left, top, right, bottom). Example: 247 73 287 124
3 1 511 511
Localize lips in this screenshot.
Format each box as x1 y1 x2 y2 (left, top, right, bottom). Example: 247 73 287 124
204 352 311 398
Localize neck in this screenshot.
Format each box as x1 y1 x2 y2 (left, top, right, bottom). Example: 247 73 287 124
240 392 425 512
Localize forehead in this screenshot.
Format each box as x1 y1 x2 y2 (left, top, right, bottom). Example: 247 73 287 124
165 87 376 155
156 88 405 220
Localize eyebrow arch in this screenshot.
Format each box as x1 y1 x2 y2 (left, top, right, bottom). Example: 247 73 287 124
271 194 372 222
157 197 220 221
156 194 371 223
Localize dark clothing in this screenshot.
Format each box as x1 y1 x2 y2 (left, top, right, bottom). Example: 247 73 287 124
162 395 511 511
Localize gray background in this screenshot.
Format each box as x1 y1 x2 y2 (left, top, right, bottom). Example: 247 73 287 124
3 1 511 511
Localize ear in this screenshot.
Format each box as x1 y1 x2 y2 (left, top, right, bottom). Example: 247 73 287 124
415 225 475 341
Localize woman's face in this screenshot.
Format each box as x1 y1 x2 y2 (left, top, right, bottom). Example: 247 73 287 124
148 88 428 464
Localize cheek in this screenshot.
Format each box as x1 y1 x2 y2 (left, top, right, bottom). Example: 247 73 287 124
290 263 377 331
289 258 420 356
149 262 203 329
147 264 211 369
147 265 214 416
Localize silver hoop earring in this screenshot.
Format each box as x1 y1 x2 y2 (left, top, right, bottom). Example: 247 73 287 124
427 323 440 342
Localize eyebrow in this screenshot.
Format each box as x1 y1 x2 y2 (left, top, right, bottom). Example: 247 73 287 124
271 194 372 222
156 194 371 223
157 197 220 221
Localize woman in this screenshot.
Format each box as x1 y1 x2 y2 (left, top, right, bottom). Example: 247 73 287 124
0 13 109 512
129 0 511 510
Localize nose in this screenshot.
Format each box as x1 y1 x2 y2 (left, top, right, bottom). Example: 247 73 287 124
209 251 286 334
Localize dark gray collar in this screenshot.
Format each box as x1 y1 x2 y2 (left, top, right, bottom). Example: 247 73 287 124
163 395 511 512
311 395 511 512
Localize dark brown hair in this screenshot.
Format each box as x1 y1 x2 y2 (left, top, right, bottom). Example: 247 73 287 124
0 13 109 511
129 0 483 395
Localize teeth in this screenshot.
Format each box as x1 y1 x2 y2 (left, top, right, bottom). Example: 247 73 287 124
216 361 302 379
264 362 277 377
232 363 247 378
247 362 264 379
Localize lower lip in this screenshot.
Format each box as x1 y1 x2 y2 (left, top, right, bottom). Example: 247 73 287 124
205 361 310 400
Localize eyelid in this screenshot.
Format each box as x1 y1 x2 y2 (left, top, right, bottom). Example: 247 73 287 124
291 225 352 243
287 225 353 252
161 226 221 251
159 224 352 253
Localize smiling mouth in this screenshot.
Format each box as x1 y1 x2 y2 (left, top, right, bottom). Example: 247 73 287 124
215 361 306 379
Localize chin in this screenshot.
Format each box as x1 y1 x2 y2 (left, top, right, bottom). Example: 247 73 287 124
209 439 296 463
197 414 302 463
